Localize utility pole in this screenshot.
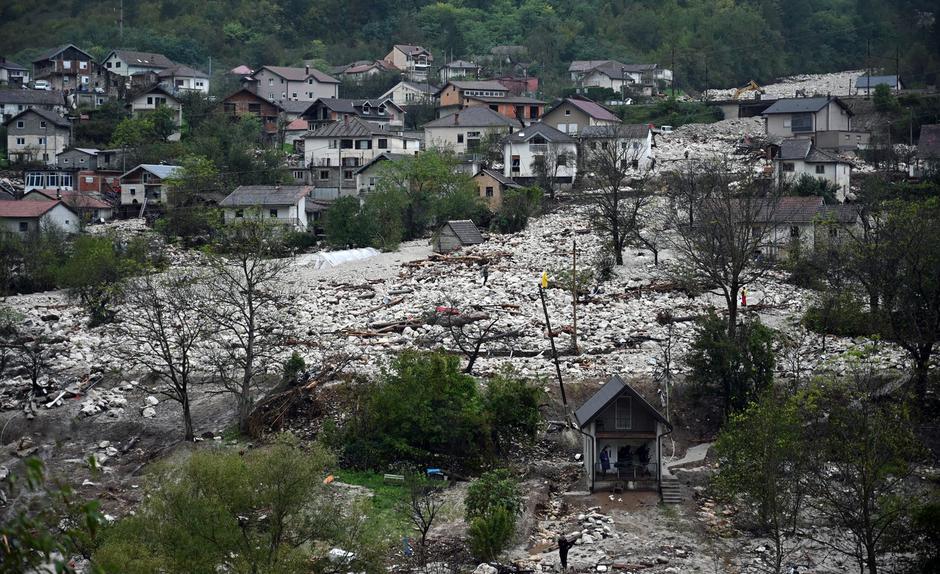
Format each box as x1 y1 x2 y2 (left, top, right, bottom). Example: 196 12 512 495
621 66 625 103
538 273 569 419
571 239 578 354
671 46 676 98
119 0 124 40
704 57 708 101
866 40 871 99
895 45 900 95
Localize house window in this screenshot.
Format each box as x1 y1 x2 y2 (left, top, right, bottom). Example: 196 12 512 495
37 137 45 145
615 397 632 430
19 222 28 232
369 177 376 186
15 121 24 129
457 134 464 144
558 155 567 167
268 78 274 85
485 186 494 197
223 102 236 114
791 113 813 132
511 155 520 173
196 81 204 87
340 139 353 149
269 209 278 218
355 139 372 150
319 170 330 180
782 162 795 172
378 138 388 149
790 226 800 238
40 120 47 128
15 137 25 145
235 209 244 218
829 227 838 238
63 60 71 69
84 176 93 183
343 170 353 180
130 189 136 196
291 92 297 99
61 158 70 164
115 61 121 68
106 62 112 68
147 97 153 105
292 170 305 180
815 164 825 174
564 109 571 116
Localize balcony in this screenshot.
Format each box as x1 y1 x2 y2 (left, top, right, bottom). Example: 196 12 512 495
529 143 548 154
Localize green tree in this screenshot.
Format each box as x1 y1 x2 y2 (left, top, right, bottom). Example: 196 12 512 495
468 507 515 563
687 311 776 417
492 186 542 233
465 469 522 522
324 196 372 248
160 154 221 243
58 235 138 326
361 187 406 251
482 370 543 453
873 84 900 113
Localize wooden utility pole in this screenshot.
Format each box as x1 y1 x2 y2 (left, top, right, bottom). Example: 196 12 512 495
671 46 676 98
896 45 900 94
866 40 871 99
571 238 579 354
538 274 568 418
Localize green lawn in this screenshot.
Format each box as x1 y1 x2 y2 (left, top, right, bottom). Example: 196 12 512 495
333 469 410 534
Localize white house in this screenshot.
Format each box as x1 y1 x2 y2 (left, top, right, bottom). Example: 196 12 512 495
380 81 440 107
503 122 578 185
579 124 654 172
422 107 515 155
4 108 71 166
21 189 113 221
541 96 621 136
439 60 479 83
101 50 175 77
0 89 66 124
119 164 181 206
219 185 318 231
158 64 210 94
762 97 853 138
774 139 852 201
302 117 420 197
0 199 79 234
250 65 340 102
383 44 433 82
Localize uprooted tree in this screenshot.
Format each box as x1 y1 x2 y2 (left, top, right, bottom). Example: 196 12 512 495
439 306 521 373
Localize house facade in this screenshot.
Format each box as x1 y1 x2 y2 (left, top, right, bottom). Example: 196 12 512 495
119 164 181 206
250 65 339 102
0 199 80 234
439 60 480 83
579 124 654 172
762 97 853 138
219 185 317 231
158 64 210 94
473 168 520 210
32 44 98 93
5 108 71 165
774 139 852 201
575 375 673 493
128 85 183 133
56 147 99 170
302 117 420 197
754 197 860 259
503 122 578 185
463 95 545 124
101 50 174 77
541 96 621 135
354 152 412 195
423 108 515 155
22 189 113 221
0 57 29 86
436 80 510 116
380 81 440 107
221 88 284 136
384 45 433 81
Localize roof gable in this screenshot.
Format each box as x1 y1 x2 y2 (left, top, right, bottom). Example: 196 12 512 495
106 50 175 69
574 375 669 428
7 108 70 128
763 97 851 116
220 185 311 207
507 122 576 143
121 164 181 180
442 220 483 244
33 44 93 63
423 107 515 128
546 97 621 123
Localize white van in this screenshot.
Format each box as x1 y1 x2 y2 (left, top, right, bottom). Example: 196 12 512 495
32 80 52 91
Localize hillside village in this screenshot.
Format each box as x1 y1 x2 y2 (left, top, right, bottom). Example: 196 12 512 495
0 31 939 574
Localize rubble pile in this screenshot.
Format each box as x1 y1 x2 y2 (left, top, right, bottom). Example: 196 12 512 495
706 69 866 100
653 117 766 169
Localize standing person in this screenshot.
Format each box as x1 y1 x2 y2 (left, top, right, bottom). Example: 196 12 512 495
600 446 611 476
481 265 489 286
557 534 572 572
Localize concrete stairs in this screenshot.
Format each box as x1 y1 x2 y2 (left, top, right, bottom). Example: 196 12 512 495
660 476 683 505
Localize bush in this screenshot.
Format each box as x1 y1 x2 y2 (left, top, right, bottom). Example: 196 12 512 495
57 235 139 326
282 230 318 252
465 469 522 522
282 351 306 382
482 371 543 453
324 196 372 248
469 507 515 562
686 311 776 415
492 186 542 233
788 173 840 204
802 293 875 337
549 267 595 296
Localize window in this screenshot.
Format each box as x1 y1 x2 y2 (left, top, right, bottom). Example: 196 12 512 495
37 137 45 145
378 138 388 149
790 226 800 238
223 102 236 114
355 139 372 150
115 61 121 68
106 62 112 68
343 170 353 180
84 176 93 183
340 139 353 149
292 170 305 180
79 61 87 70
15 121 23 129
558 155 567 167
564 109 571 116
457 134 464 144
268 78 274 86
485 186 494 197
15 137 25 145
782 162 795 172
815 164 825 174
291 92 297 99
235 209 244 218
147 97 153 105
19 222 28 232
176 80 184 87
63 76 69 84
319 170 330 180
829 227 839 238
791 113 813 133
615 397 632 430
369 177 376 186
511 155 520 173
269 209 278 218
130 189 136 196
63 60 71 69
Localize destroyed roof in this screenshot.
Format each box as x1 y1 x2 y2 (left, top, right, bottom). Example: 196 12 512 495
917 124 940 160
220 185 312 207
255 65 340 84
441 220 483 245
546 97 621 123
475 168 520 188
574 374 670 428
106 50 175 68
580 124 650 139
304 116 400 138
0 199 76 218
762 97 852 115
423 107 515 128
506 122 576 143
0 89 66 106
7 107 71 128
855 75 901 89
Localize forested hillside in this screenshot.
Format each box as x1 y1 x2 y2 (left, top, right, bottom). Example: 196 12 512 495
1 0 937 94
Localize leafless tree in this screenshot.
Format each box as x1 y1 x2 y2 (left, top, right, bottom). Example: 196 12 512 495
629 184 672 266
399 474 446 567
204 220 293 434
119 271 211 441
579 126 648 265
667 160 781 338
445 311 521 374
532 142 574 200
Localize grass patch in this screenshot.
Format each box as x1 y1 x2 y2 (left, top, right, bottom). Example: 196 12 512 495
333 469 410 534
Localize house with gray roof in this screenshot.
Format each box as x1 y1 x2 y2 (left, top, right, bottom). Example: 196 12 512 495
384 44 433 81
4 108 71 166
380 80 440 107
503 122 578 185
32 44 98 92
0 89 67 123
744 196 861 258
473 167 520 210
249 65 339 102
439 59 480 83
432 220 484 253
101 50 175 77
575 375 673 494
774 138 852 202
0 57 29 86
762 97 853 138
119 164 181 206
308 97 404 129
423 107 516 155
855 74 903 92
579 123 654 172
220 185 319 231
353 152 414 195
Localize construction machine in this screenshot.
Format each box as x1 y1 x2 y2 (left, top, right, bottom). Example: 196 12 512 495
732 80 765 100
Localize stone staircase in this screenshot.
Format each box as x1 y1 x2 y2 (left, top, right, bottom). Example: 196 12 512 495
660 476 683 505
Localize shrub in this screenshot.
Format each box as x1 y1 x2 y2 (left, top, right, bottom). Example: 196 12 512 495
468 507 515 562
57 235 139 326
282 230 318 252
282 350 306 382
492 186 542 233
802 293 875 337
324 196 372 248
465 469 522 522
788 173 840 204
482 371 543 453
549 267 595 296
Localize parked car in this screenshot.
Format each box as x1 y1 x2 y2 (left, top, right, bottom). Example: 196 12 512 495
32 80 52 91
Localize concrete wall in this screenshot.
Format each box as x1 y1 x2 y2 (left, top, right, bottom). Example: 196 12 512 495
503 140 578 180
0 204 79 235
425 125 510 154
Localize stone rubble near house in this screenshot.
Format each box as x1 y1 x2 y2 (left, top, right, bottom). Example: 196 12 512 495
652 117 767 170
706 69 866 100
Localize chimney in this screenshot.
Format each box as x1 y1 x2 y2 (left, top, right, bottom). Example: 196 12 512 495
453 113 459 125
305 65 310 76
56 188 62 200
344 115 349 125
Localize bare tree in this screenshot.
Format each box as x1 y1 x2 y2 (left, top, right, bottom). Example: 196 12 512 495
532 142 574 200
205 220 293 434
399 474 445 567
444 311 521 374
629 183 672 266
119 271 211 441
667 160 781 337
579 126 647 265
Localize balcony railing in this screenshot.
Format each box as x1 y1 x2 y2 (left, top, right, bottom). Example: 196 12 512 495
529 143 548 154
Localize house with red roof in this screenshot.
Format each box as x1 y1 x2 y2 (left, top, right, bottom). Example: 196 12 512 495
22 189 113 221
0 199 79 234
541 96 621 136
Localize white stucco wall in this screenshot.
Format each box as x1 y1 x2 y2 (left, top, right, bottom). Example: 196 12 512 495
0 205 79 234
503 140 579 179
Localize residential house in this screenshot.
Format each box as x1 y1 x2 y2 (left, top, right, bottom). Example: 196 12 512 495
55 147 123 195
32 44 98 93
21 189 113 221
219 185 321 231
541 96 621 136
855 74 903 93
503 122 578 186
0 57 29 86
752 196 861 259
422 107 515 155
23 169 75 192
436 80 510 117
492 75 538 96
307 98 404 129
334 60 396 83
383 45 433 82
0 89 67 123
5 108 71 165
579 124 654 172
0 200 80 234
575 375 673 493
301 117 420 197
284 118 310 149
354 152 412 195
569 61 670 95
432 220 484 253
774 139 852 201
119 164 181 206
158 64 210 94
911 124 940 178
464 94 545 124
762 97 853 138
101 50 175 77
56 147 99 170
473 168 520 210
439 60 480 83
221 88 287 137
128 85 183 134
249 65 340 102
380 80 440 107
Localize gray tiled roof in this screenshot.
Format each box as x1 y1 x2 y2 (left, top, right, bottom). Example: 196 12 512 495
476 168 520 188
762 97 850 115
354 152 413 175
7 107 70 128
0 89 66 106
574 374 669 428
109 50 175 69
423 107 515 128
0 59 27 71
855 75 900 89
507 122 576 143
304 116 396 138
33 44 93 63
443 220 483 245
448 80 509 92
220 185 312 207
121 164 181 180
580 124 650 139
257 65 339 84
546 97 621 123
777 138 813 160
